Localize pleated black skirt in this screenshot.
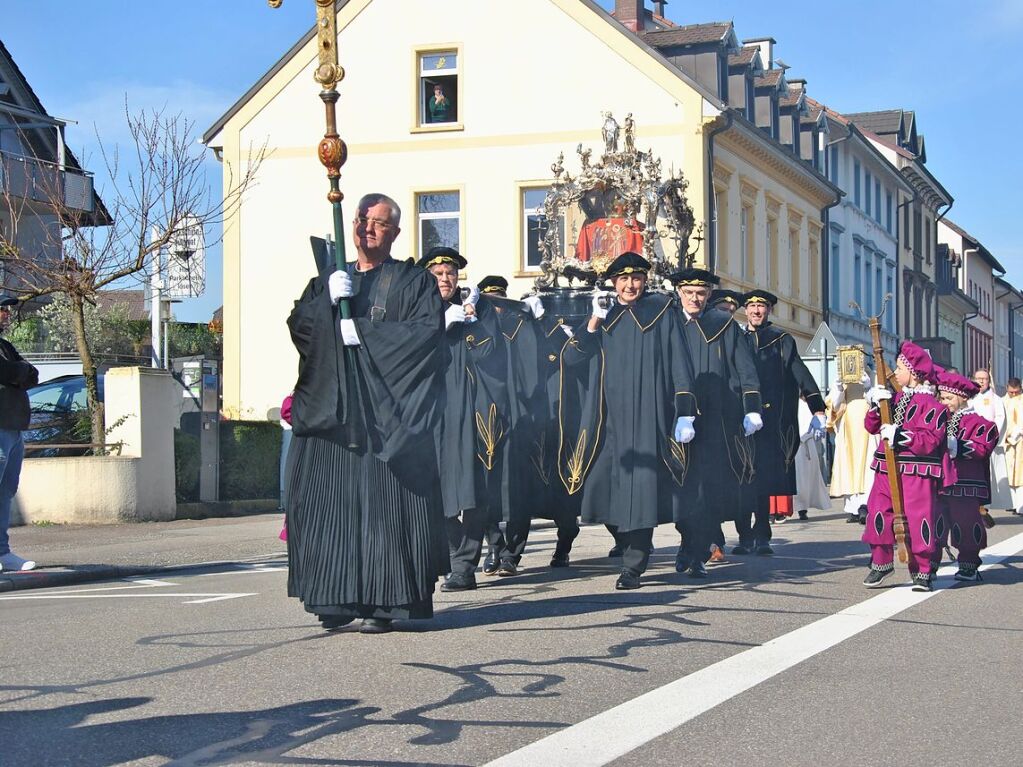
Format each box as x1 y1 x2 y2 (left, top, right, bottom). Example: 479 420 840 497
286 433 449 620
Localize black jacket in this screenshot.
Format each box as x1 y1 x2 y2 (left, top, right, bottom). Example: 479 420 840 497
0 336 38 430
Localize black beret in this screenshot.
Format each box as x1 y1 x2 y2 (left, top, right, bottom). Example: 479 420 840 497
668 267 720 287
417 246 467 270
477 275 508 295
603 251 651 279
743 289 779 307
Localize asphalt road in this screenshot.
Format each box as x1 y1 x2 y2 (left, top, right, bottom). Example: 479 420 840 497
3 511 1021 767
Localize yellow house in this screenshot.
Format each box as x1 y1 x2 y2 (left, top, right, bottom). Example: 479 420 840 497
203 0 838 418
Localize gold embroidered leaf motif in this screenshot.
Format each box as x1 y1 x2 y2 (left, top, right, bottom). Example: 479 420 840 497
475 403 505 470
781 424 798 469
531 431 552 486
734 434 756 485
666 437 689 486
565 429 588 495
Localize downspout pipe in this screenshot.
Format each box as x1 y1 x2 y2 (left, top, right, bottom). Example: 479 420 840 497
820 131 852 325
705 109 733 273
895 188 919 338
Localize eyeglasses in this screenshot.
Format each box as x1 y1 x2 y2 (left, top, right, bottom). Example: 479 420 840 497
679 289 709 299
354 216 393 230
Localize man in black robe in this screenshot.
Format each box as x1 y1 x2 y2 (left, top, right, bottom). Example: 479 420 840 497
286 193 447 635
669 268 762 578
561 253 697 590
738 289 827 553
422 248 510 592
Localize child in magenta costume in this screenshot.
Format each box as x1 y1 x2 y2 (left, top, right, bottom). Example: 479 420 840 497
861 341 950 592
936 369 998 582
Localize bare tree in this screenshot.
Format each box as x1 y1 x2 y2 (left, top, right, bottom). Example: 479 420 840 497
0 104 264 448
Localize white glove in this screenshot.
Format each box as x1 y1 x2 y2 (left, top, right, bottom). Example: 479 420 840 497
865 385 892 407
947 435 958 458
879 424 897 444
462 286 480 308
810 414 827 438
674 416 696 444
591 291 612 320
743 412 763 436
328 270 353 304
860 370 873 387
445 303 468 329
523 295 545 319
339 318 360 347
826 382 842 411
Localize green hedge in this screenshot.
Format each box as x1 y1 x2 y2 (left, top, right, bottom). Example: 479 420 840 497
174 429 201 502
219 421 281 501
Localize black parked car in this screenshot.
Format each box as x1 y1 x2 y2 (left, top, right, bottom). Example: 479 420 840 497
24 374 105 456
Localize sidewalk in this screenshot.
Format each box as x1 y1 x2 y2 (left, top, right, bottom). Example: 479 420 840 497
1 511 288 592
2 512 563 593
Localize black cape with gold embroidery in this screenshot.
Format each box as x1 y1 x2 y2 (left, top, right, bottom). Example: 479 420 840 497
435 296 509 518
476 295 548 524
675 305 762 520
560 291 697 532
746 321 826 495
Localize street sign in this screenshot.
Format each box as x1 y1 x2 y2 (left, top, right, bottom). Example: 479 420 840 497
805 321 839 358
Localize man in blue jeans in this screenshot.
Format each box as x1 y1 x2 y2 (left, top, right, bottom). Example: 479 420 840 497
0 295 39 572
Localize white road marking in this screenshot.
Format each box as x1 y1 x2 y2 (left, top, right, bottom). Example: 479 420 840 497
0 592 257 604
484 530 1023 767
194 566 286 577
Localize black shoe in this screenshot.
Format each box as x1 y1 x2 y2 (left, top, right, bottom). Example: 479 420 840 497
755 542 774 556
360 618 393 634
481 550 499 576
550 548 571 568
798 510 808 521
846 514 860 524
674 548 688 572
731 543 752 555
954 565 981 582
911 573 933 592
857 505 868 525
615 570 641 590
608 545 624 558
686 561 708 579
319 615 354 631
496 559 517 577
441 572 477 592
862 568 893 588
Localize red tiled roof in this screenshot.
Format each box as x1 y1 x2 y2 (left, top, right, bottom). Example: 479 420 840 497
641 21 732 47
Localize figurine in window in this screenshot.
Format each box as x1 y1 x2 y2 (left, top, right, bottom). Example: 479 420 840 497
428 83 452 123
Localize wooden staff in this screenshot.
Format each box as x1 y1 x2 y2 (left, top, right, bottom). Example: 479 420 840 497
858 297 910 565
269 0 362 447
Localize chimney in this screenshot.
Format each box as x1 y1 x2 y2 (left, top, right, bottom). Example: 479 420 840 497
743 37 776 69
615 0 645 32
652 0 668 18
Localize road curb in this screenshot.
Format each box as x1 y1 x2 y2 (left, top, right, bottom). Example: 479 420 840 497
0 555 287 593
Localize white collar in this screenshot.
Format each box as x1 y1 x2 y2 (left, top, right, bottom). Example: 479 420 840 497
903 383 936 396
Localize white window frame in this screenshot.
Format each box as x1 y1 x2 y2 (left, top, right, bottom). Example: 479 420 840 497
414 189 463 261
517 184 564 275
412 45 464 133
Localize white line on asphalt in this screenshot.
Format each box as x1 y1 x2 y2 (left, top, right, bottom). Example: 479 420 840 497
6 580 175 595
0 592 257 604
194 566 287 577
484 530 1023 767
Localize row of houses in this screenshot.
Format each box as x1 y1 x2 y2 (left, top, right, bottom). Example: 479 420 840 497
2 3 1017 422
197 0 1019 418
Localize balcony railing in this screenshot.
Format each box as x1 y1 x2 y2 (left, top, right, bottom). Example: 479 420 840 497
0 149 94 213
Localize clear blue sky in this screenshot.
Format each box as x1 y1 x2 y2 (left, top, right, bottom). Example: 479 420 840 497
3 1 1019 320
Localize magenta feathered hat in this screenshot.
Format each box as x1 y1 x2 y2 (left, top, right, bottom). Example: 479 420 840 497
897 341 938 385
